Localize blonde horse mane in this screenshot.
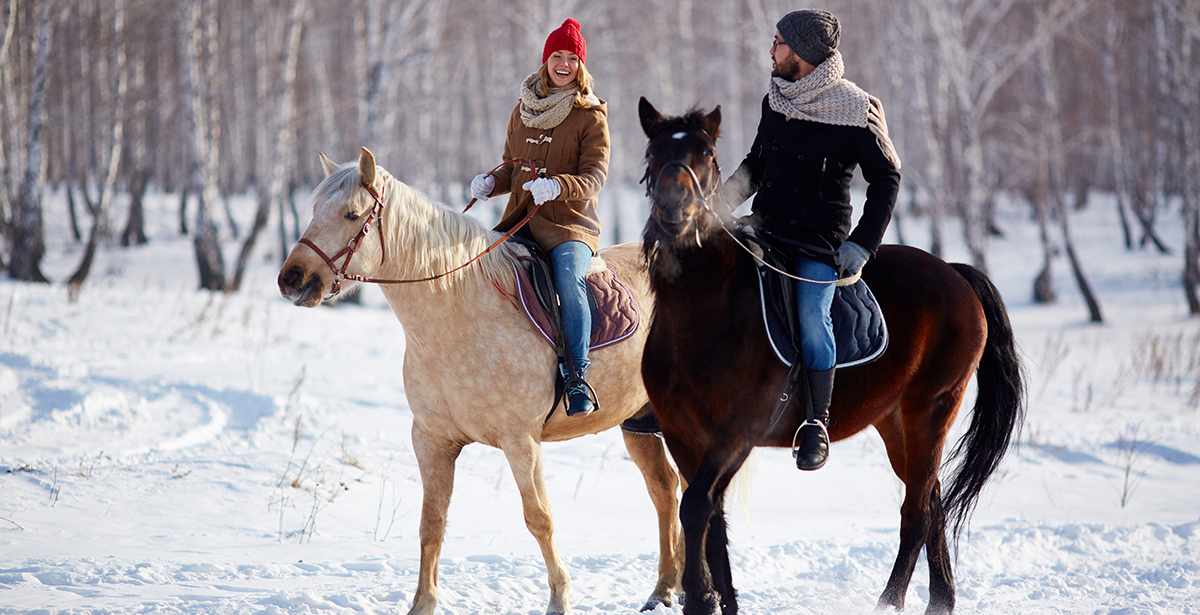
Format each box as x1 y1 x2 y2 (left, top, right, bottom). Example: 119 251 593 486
311 162 521 294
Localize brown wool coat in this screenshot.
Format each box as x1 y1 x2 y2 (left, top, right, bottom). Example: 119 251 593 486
490 100 609 254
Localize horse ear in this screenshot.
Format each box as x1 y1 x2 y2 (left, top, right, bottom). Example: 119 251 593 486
704 105 722 141
639 97 663 138
319 152 338 176
359 147 377 187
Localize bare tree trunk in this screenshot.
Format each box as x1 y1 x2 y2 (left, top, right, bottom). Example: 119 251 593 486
182 0 226 291
9 0 52 282
231 0 309 291
1104 6 1135 250
68 0 129 299
121 50 149 247
1038 41 1102 323
0 0 17 247
178 184 190 235
1176 0 1200 313
66 184 82 242
121 170 149 246
1028 186 1056 304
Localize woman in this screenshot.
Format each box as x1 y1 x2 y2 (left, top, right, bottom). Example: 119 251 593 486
470 18 609 417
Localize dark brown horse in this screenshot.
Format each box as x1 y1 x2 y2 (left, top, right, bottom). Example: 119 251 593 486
636 98 1024 615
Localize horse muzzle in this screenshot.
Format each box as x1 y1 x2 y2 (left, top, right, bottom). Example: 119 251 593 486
278 265 327 307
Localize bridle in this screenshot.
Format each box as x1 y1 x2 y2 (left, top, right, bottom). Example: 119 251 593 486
297 158 547 301
646 132 857 287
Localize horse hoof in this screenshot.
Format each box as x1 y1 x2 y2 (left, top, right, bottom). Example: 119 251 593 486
681 591 719 615
640 597 672 612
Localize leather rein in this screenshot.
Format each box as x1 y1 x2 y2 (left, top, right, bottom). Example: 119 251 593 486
298 158 546 301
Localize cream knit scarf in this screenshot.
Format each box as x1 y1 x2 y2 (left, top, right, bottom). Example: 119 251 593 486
519 73 577 130
768 51 901 169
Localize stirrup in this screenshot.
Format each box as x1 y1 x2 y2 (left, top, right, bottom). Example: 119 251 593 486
790 419 827 451
565 376 599 417
791 419 829 470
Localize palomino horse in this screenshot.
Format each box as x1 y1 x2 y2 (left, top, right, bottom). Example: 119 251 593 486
636 100 1024 615
278 148 682 615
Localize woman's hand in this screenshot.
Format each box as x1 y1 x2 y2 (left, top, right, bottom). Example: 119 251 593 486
522 178 562 205
470 174 495 201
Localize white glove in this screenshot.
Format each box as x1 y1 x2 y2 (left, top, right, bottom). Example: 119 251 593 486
470 173 495 201
835 241 871 275
522 177 562 205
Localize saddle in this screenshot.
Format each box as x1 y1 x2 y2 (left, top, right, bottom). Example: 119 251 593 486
744 227 888 369
512 255 640 352
508 238 640 421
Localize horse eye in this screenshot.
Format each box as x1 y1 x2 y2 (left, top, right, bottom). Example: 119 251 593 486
705 149 715 159
344 211 360 221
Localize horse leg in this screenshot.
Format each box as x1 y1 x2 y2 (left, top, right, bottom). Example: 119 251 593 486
924 481 956 615
501 437 572 615
622 425 682 610
704 492 738 615
677 442 752 615
678 455 723 615
874 405 954 613
408 426 465 615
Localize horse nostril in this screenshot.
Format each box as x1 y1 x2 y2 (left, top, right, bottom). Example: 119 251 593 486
278 266 303 291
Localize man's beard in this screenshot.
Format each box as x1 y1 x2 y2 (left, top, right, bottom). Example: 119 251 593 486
771 55 801 81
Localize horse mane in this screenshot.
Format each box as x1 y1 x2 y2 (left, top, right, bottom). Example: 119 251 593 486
313 164 520 294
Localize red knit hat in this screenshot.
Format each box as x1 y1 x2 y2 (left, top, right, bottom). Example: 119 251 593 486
542 18 586 65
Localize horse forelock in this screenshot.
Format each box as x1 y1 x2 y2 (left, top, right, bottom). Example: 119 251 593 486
308 162 517 294
642 110 717 172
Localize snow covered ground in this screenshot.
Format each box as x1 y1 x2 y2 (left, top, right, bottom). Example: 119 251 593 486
2 184 1199 615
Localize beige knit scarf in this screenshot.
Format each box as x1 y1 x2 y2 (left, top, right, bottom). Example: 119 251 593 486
519 73 577 130
768 51 901 169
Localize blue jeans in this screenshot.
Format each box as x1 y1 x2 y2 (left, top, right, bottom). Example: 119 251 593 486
551 241 593 376
793 256 836 371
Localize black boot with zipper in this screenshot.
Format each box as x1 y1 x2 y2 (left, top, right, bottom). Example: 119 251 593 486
794 367 834 471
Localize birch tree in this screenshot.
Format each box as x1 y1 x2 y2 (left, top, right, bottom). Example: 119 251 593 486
1102 3 1134 249
182 0 226 290
1171 0 1200 313
231 0 309 291
9 0 52 282
1035 39 1102 322
917 0 1091 272
0 0 17 257
68 0 129 299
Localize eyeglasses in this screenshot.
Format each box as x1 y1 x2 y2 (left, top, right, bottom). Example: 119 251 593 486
771 39 787 51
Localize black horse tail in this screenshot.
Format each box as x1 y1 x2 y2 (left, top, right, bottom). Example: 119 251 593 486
943 263 1026 540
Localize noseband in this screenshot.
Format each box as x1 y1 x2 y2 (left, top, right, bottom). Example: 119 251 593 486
298 181 387 300
648 153 722 245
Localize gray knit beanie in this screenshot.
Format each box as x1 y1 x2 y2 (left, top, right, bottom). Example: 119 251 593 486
776 9 840 67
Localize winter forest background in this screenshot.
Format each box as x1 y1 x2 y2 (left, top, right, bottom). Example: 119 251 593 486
1 0 1199 315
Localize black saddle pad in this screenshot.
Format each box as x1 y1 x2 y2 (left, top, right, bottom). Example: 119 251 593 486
752 237 888 369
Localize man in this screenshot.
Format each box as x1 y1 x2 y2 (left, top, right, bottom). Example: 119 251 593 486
725 9 901 471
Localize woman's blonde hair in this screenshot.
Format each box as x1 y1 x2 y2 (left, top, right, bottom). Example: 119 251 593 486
538 60 597 107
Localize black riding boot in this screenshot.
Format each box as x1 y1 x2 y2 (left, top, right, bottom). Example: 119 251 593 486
795 368 834 471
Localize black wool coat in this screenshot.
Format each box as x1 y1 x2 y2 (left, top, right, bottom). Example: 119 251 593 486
728 95 901 264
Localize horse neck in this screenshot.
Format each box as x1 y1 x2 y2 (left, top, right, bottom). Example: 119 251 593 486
373 174 518 345
376 173 516 292
652 230 751 309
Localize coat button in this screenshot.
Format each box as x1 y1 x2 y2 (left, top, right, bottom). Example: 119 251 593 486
797 155 805 161
790 219 797 225
793 187 800 193
766 181 773 188
771 146 778 152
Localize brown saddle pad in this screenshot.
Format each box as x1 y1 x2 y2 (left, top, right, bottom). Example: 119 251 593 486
513 263 640 349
